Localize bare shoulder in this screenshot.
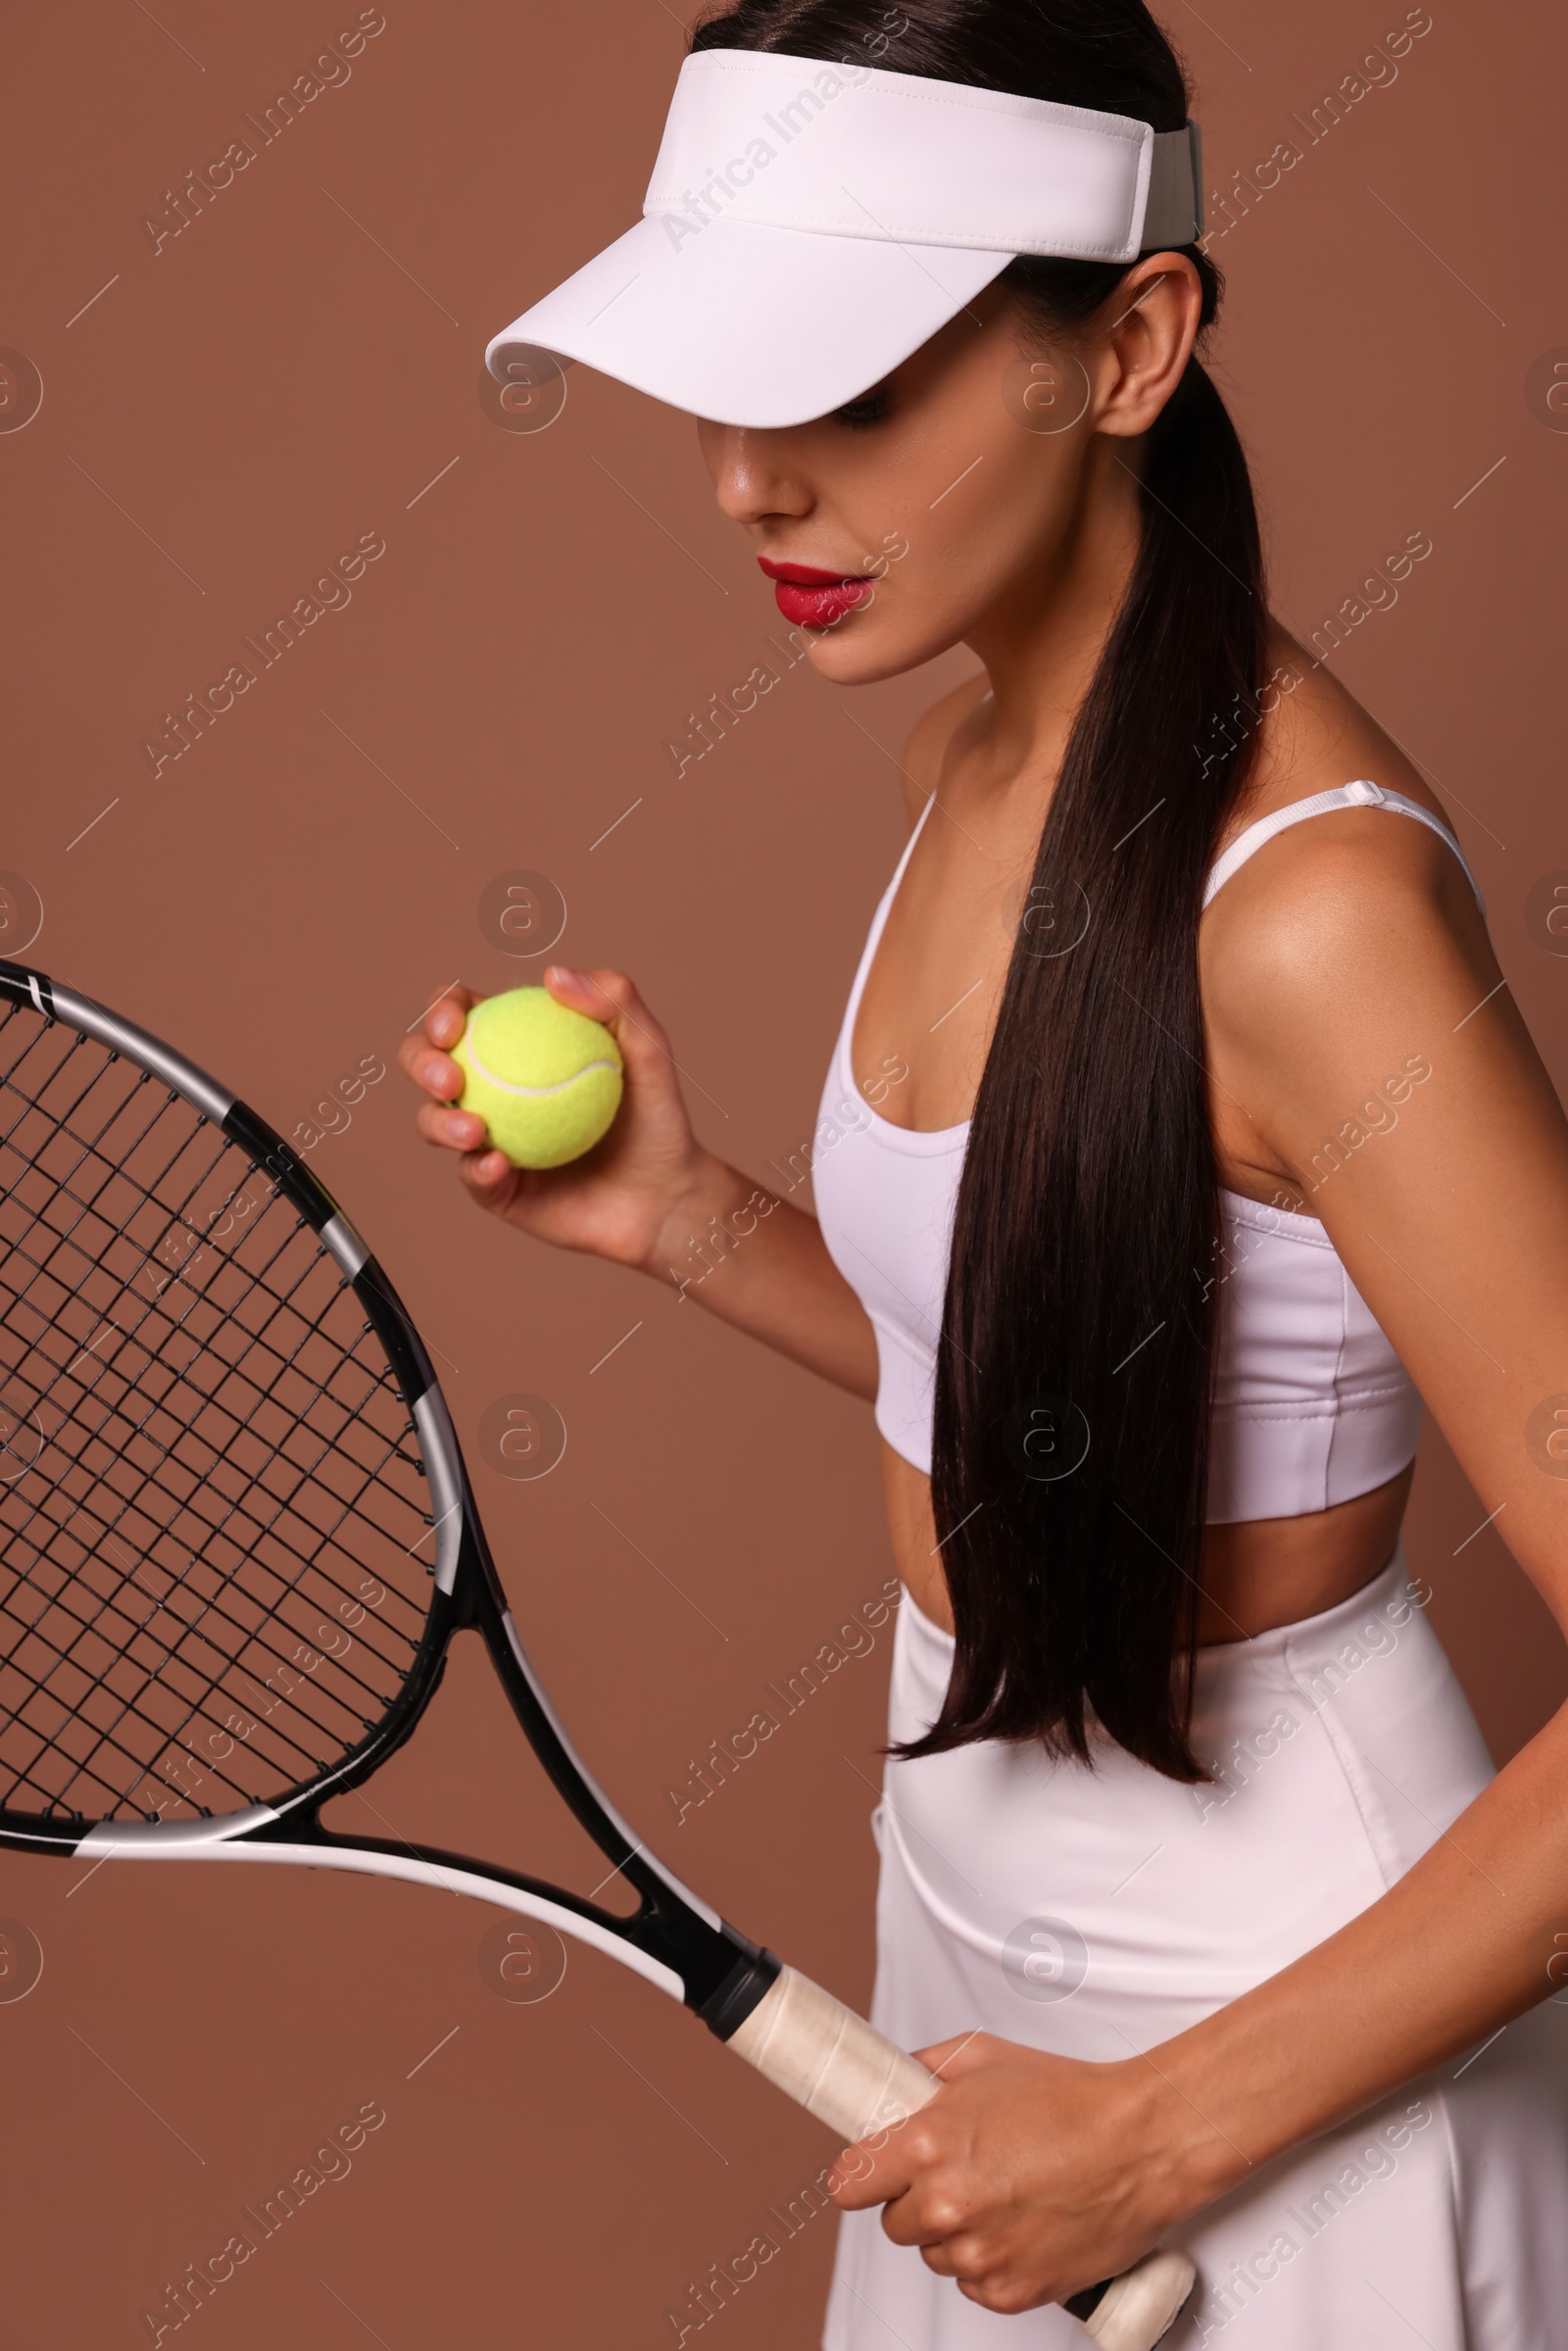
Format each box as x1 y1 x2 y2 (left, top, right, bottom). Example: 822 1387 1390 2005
898 669 990 828
1201 630 1492 1048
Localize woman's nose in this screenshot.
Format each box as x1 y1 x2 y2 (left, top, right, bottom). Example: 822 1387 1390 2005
701 422 813 527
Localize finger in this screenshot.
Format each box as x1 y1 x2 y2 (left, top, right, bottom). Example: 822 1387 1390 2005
878 2182 963 2252
457 1145 517 1199
547 966 672 1076
542 963 612 1019
400 1036 466 1105
956 2271 1036 2316
827 2132 919 2211
918 2239 962 2278
413 1100 489 1156
423 987 477 1050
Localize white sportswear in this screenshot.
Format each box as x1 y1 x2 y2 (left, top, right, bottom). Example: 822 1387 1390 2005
812 781 1483 1522
813 784 1568 2349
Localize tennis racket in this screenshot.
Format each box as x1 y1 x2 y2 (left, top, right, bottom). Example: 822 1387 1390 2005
0 958 1195 2349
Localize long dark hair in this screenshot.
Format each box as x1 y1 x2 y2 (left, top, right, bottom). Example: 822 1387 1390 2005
694 0 1267 1780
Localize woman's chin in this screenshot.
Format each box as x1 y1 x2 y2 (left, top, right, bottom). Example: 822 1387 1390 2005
804 611 967 688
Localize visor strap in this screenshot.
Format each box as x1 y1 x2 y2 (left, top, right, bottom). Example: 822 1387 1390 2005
1144 123 1205 249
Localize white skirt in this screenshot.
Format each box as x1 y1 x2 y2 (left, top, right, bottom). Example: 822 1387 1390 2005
823 1543 1568 2347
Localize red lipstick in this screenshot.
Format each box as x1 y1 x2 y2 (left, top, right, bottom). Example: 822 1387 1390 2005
758 556 874 629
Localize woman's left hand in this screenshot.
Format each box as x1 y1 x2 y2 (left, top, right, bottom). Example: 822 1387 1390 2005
826 2033 1216 2315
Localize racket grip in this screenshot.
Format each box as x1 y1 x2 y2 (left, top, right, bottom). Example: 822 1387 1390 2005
725 1967 1195 2350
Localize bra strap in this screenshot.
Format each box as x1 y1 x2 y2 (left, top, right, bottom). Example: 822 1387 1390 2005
1201 779 1486 916
836 791 941 1068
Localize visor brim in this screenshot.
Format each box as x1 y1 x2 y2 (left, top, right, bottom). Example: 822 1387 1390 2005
484 213 1012 430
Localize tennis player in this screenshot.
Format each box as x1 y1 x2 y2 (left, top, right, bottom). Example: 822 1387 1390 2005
406 4 1568 2341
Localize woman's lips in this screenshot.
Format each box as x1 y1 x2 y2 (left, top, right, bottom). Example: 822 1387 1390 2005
757 556 874 629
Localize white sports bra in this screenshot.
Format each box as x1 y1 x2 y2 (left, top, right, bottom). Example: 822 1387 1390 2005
812 780 1485 1524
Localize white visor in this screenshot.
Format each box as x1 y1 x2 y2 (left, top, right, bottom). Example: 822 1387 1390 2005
485 49 1203 429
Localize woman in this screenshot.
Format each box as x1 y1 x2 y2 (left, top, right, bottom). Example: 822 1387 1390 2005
407 3 1568 2341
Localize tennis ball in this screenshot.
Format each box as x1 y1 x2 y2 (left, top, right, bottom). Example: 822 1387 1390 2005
452 988 623 1170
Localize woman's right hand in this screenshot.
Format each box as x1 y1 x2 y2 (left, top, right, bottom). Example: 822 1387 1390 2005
398 966 710 1275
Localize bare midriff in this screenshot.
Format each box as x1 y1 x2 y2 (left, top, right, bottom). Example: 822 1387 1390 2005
879 1439 1415 1645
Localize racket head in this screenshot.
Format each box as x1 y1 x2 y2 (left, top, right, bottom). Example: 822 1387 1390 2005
0 961 453 1840
0 960 771 2028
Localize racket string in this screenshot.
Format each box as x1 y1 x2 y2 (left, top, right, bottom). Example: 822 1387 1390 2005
2 1292 424 1810
1 1376 425 1814
0 1004 439 1824
1 1148 427 1684
0 1361 417 1810
0 1571 329 1816
0 1025 431 1605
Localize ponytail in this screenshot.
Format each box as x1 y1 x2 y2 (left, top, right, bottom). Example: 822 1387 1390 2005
693 0 1270 1778
912 339 1267 1779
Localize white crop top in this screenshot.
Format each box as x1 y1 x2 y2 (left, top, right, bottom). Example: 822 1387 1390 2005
812 781 1484 1524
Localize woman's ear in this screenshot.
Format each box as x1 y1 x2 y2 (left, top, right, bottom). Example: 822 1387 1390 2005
1090 256 1205 439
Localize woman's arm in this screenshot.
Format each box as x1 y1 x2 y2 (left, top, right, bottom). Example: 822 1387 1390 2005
1152 805 1568 2179
399 969 877 1397
831 806 1568 2309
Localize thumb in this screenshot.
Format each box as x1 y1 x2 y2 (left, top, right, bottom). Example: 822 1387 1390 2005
543 965 674 1084
911 2030 991 2083
541 962 611 1021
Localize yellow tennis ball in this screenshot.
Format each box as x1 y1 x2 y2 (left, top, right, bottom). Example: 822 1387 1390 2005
452 988 623 1170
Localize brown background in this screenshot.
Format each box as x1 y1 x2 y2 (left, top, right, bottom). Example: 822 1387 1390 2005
2 1 1564 2343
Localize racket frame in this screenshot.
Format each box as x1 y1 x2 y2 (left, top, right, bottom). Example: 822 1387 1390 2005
0 959 780 2033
